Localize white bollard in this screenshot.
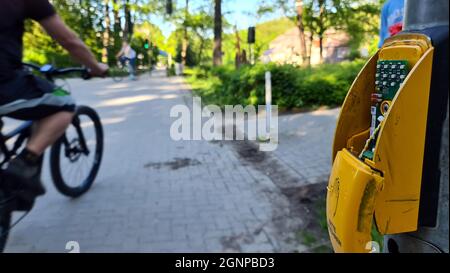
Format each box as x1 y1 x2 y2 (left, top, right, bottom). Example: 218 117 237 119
265 71 272 141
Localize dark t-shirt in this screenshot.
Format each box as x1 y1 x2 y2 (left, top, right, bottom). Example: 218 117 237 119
0 0 56 82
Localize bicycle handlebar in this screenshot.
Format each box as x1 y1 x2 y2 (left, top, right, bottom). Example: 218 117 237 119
22 63 91 80
22 62 41 71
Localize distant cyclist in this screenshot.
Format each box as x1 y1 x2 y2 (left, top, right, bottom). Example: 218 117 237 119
0 0 108 204
378 0 405 48
116 41 137 80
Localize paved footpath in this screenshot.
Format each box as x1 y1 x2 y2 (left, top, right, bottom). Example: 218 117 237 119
4 70 338 253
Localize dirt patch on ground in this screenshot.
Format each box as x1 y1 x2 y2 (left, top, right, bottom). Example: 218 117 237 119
230 139 303 188
216 132 332 253
281 184 331 253
144 157 201 170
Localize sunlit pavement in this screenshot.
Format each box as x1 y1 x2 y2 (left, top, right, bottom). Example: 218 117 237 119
4 69 338 253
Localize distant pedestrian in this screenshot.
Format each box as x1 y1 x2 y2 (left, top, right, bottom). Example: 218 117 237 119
379 0 405 48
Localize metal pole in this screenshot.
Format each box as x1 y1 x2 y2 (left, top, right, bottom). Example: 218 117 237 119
384 0 449 253
404 0 449 31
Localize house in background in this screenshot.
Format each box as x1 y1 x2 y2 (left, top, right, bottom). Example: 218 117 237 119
265 27 350 66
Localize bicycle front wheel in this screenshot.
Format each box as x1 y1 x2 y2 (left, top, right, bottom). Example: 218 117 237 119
50 106 104 198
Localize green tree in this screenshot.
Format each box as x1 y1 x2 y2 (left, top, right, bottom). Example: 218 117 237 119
258 0 310 66
336 0 381 57
188 11 214 64
102 0 112 63
133 21 166 67
22 0 168 67
259 0 381 64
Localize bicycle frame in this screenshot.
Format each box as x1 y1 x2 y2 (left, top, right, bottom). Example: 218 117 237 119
118 58 136 75
0 114 91 171
63 115 91 158
2 63 94 163
0 119 33 168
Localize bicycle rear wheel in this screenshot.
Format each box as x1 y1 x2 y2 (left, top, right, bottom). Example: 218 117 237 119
50 106 104 198
0 188 12 252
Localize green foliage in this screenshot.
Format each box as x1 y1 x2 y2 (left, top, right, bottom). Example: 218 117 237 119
22 0 165 67
24 0 105 66
338 0 382 52
296 230 317 247
167 63 177 77
258 0 382 56
175 42 198 66
222 18 296 65
165 10 298 67
21 0 382 70
164 2 216 66
132 21 165 67
186 60 365 109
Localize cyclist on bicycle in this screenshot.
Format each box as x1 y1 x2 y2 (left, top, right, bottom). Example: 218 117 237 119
116 41 137 80
0 0 108 204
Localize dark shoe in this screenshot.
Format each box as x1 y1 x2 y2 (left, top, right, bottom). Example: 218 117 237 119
3 156 46 197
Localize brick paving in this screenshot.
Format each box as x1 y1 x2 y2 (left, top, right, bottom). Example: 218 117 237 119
4 70 338 252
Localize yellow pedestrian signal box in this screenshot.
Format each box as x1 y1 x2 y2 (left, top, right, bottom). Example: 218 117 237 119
326 33 435 253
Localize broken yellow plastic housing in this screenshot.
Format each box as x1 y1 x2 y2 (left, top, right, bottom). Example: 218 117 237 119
327 33 434 253
327 149 384 253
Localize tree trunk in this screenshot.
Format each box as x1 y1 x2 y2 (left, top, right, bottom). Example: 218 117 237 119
295 0 309 66
182 0 189 66
123 0 133 41
113 0 121 33
318 0 325 64
213 0 222 66
319 35 324 63
308 33 313 63
194 29 205 64
102 0 111 63
234 25 242 68
112 0 121 54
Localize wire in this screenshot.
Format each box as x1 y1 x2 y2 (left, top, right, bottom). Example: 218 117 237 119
359 121 383 159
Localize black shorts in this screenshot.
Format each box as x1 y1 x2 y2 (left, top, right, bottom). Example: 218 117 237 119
0 70 76 121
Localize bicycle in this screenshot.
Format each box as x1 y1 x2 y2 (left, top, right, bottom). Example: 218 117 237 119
0 63 104 252
110 58 137 82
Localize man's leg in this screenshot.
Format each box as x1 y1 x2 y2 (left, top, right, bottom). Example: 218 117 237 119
26 111 74 155
4 111 74 198
119 56 126 67
1 71 76 205
129 58 137 80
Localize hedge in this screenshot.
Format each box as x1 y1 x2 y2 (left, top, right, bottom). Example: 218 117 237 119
185 60 365 109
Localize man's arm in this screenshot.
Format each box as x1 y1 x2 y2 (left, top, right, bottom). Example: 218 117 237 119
38 14 108 76
116 47 124 58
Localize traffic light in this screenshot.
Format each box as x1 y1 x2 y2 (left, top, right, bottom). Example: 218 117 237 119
166 0 173 15
248 27 256 44
144 39 150 49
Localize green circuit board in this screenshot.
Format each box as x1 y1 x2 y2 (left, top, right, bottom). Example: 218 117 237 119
375 60 409 100
362 60 410 160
